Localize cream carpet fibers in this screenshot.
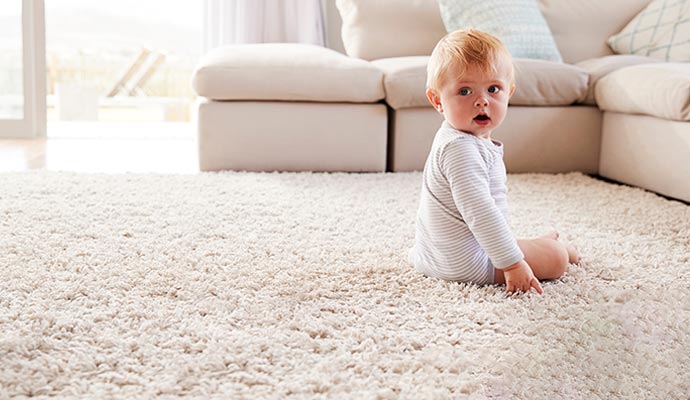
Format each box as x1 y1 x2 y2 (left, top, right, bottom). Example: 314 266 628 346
1 171 689 399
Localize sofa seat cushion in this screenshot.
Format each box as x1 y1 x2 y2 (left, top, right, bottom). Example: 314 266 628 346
575 55 662 105
371 57 429 110
373 57 589 109
192 43 384 102
595 63 690 121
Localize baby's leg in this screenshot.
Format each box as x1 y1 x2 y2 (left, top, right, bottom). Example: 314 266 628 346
517 238 571 280
565 243 581 264
495 238 570 284
538 230 580 264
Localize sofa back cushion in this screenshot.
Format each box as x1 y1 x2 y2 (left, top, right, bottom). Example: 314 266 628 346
541 0 653 63
335 0 447 60
336 0 653 63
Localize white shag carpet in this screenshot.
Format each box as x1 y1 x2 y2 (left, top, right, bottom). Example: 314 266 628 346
1 171 689 399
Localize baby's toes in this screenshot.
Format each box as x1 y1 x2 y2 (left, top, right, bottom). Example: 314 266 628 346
540 231 559 240
566 244 581 264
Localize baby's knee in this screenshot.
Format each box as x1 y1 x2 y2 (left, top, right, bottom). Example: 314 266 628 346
549 243 570 277
520 238 570 280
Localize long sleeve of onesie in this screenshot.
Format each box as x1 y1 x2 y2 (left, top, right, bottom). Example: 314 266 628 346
441 138 524 269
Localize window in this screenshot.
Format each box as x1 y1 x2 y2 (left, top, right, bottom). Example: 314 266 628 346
45 0 202 131
0 1 24 120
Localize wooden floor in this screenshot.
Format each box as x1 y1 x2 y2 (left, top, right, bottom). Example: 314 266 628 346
0 122 199 174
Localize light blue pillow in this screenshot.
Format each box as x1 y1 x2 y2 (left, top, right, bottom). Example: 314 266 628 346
436 0 563 62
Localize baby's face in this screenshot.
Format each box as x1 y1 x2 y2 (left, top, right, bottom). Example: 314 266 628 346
429 58 514 139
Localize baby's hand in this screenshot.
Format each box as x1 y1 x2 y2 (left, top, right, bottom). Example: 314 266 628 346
503 260 543 294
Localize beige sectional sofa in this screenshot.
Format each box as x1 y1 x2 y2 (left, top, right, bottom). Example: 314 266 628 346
192 0 690 203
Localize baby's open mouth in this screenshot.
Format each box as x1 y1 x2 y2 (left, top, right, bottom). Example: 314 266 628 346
474 114 490 121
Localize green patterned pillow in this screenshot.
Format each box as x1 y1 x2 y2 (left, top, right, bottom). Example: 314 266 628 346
436 0 562 62
608 0 690 62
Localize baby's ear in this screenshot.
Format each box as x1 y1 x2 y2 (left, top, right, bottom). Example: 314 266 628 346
426 89 443 113
509 84 516 98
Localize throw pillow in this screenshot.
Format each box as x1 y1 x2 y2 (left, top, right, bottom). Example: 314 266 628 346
436 0 562 62
607 0 690 62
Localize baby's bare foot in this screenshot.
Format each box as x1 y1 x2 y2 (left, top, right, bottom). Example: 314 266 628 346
566 243 581 264
540 230 559 240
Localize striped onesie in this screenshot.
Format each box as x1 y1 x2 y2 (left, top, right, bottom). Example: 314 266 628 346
409 121 524 284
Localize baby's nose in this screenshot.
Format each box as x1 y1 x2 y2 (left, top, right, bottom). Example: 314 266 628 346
474 96 489 107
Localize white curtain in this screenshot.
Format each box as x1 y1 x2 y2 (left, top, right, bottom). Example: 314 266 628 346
203 0 326 52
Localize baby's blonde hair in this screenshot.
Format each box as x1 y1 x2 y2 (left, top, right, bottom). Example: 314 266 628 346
426 29 514 92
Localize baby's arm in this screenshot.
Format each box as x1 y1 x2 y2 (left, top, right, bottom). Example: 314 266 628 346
443 141 535 292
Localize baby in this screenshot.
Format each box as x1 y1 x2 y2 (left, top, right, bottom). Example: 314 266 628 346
409 29 579 294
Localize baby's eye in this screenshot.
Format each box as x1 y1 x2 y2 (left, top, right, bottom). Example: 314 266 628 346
459 88 471 96
488 85 501 94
